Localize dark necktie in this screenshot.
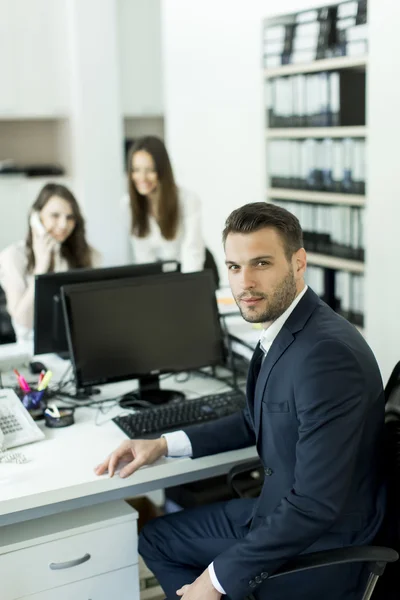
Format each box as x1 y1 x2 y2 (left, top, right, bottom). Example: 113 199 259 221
251 343 264 383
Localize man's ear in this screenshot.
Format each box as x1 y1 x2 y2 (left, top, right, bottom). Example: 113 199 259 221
293 248 307 278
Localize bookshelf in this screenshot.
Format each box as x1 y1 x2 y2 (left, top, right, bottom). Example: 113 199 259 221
307 253 364 273
264 55 367 78
266 126 367 138
267 188 365 206
263 0 367 330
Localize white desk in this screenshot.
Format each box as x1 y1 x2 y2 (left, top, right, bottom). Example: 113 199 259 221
0 342 257 599
0 350 257 528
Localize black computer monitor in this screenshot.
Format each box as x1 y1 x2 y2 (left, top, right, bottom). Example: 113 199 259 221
61 270 224 403
34 261 180 356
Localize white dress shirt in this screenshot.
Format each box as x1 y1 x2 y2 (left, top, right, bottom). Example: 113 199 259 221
163 284 308 594
121 187 205 273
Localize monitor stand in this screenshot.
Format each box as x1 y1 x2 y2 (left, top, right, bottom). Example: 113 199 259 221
120 374 185 407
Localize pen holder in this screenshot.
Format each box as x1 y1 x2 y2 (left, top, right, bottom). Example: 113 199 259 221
20 389 47 420
22 390 45 410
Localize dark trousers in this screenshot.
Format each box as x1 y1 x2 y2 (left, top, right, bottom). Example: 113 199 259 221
138 498 366 600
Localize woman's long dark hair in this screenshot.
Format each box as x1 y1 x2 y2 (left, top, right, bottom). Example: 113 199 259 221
26 183 93 273
128 136 179 240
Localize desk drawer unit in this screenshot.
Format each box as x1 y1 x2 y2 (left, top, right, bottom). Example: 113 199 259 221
18 565 139 600
0 501 139 600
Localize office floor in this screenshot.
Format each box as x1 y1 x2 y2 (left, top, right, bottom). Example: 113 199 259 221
139 556 164 600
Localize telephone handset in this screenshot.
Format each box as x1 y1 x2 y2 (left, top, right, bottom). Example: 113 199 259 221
30 211 61 250
30 211 46 236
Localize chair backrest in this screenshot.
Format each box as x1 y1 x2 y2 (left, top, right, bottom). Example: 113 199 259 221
373 363 400 598
384 361 400 403
0 285 16 344
384 368 400 552
204 248 220 290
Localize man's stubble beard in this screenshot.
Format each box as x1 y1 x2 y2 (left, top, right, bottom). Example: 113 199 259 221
238 267 297 324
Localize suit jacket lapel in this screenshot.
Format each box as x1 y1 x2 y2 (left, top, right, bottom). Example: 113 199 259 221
253 287 322 442
254 328 294 441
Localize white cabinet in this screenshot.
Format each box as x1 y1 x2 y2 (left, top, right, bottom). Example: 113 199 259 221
117 0 163 116
19 566 139 600
0 0 69 117
0 501 139 600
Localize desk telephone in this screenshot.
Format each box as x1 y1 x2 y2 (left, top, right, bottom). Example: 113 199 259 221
0 389 44 453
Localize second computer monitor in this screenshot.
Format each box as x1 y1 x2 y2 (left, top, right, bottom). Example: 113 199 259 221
34 261 180 356
61 270 224 401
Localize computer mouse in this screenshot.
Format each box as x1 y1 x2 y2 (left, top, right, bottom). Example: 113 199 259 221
29 361 47 375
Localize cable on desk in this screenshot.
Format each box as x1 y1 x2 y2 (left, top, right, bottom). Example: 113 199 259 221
193 367 244 394
53 363 74 391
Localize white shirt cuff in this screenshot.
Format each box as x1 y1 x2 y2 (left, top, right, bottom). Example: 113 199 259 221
162 431 193 457
208 562 226 595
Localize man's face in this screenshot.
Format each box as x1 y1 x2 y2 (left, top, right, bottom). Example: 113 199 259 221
225 227 305 324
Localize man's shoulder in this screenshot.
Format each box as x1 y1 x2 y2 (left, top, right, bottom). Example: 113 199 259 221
296 305 382 381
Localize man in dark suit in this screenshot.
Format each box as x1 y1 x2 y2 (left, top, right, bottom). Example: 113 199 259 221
96 202 386 600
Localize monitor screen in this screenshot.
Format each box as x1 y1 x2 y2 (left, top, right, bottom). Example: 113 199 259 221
34 261 180 356
61 270 223 390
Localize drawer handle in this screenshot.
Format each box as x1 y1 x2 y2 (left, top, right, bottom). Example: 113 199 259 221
49 553 91 570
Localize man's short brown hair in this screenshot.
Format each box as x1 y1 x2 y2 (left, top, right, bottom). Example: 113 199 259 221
222 202 304 261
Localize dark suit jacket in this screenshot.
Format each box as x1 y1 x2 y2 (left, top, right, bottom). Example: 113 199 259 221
184 288 386 600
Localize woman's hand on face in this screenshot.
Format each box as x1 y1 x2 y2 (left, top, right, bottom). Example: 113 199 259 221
32 230 60 274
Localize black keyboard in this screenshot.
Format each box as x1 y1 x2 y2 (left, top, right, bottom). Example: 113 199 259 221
113 391 246 439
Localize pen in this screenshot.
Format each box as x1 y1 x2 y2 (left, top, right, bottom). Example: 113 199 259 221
38 370 45 385
38 370 53 392
19 374 31 392
13 369 31 392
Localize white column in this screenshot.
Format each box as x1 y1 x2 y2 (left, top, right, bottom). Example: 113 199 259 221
66 0 126 266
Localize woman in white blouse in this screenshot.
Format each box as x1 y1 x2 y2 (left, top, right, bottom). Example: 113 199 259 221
123 136 205 273
0 183 101 341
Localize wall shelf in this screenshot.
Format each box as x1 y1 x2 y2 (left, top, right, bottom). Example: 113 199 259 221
266 126 367 139
263 3 367 334
307 253 365 273
264 56 367 78
267 188 366 207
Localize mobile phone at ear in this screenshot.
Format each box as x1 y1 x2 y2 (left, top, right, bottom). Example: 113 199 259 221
30 211 46 236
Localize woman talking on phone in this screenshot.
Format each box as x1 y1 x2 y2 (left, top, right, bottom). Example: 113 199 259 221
123 136 205 273
0 183 101 341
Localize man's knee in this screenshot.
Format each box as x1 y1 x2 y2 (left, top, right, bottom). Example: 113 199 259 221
138 515 166 560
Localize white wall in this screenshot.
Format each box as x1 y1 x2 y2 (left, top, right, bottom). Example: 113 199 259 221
365 0 400 383
0 0 164 265
161 0 337 283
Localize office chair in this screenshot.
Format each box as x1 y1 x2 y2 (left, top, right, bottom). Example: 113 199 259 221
228 367 400 600
0 285 16 344
204 247 220 290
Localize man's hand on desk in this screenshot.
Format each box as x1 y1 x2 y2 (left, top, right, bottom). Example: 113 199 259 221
94 438 168 478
